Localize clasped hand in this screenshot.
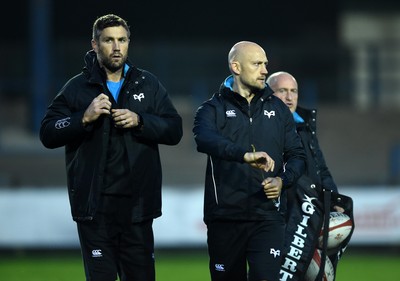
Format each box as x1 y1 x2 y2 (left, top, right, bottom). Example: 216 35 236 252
244 151 275 172
82 93 140 128
244 150 281 199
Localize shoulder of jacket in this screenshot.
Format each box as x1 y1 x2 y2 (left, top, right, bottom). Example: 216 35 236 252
127 68 163 90
297 106 317 117
62 73 88 92
296 106 318 132
132 68 155 80
267 95 290 112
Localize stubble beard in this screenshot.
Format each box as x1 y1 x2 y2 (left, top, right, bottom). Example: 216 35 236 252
246 79 265 94
98 48 127 73
102 56 127 73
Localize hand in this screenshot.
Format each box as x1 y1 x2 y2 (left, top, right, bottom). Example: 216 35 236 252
111 108 140 128
82 93 111 125
244 151 275 172
262 177 282 199
333 205 345 213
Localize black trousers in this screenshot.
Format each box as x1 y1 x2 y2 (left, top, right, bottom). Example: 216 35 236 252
77 195 155 281
207 219 285 281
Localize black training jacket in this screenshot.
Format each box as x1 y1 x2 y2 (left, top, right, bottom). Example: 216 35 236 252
193 82 305 223
40 50 183 222
295 106 338 192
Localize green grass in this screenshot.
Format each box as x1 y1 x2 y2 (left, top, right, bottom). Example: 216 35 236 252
0 249 399 281
0 250 210 281
0 254 84 281
336 254 400 281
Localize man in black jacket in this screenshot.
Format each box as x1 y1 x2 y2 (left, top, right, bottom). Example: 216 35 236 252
40 14 182 281
266 71 343 213
193 41 306 281
267 71 348 281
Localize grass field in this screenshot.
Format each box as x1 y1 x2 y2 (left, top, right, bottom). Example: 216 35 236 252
0 248 399 281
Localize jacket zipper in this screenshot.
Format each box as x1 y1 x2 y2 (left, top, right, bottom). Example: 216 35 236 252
248 103 252 216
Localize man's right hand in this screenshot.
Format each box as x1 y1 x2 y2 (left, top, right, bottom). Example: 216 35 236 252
244 151 275 172
82 93 111 126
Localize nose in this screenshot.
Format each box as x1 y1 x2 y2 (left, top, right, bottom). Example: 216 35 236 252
261 65 268 75
113 40 120 50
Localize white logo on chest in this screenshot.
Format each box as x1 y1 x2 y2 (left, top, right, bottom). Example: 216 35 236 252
264 110 275 119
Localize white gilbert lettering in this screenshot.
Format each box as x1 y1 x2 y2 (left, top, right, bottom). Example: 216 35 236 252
279 270 294 281
287 244 303 261
279 195 317 280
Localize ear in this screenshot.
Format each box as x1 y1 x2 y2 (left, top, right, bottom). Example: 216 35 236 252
230 61 240 75
91 39 98 53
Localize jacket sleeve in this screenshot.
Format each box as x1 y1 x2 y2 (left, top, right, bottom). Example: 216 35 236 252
280 108 306 188
39 84 90 149
192 100 247 162
135 78 183 146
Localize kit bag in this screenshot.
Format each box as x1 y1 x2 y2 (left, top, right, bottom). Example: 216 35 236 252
279 175 355 281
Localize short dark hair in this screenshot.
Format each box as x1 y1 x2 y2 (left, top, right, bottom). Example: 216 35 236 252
92 14 130 41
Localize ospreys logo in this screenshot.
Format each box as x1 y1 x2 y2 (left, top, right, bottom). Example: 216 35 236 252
264 110 275 119
270 248 281 258
133 92 145 101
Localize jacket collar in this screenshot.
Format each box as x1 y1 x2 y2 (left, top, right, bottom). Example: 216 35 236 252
293 111 305 123
296 106 317 131
220 74 274 102
82 50 137 83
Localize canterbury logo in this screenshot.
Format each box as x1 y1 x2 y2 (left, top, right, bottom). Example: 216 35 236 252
91 249 103 258
270 248 281 258
133 93 145 101
215 264 225 272
226 110 236 118
55 117 71 129
264 110 275 119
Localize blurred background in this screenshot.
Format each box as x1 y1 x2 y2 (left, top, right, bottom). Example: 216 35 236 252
1 0 400 254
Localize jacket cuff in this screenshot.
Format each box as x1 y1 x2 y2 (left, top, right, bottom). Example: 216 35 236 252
278 175 288 188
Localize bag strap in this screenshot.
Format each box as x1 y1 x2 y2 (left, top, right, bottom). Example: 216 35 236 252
315 189 331 281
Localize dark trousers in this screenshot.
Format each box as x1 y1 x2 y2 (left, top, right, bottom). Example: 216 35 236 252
77 195 155 281
207 219 285 281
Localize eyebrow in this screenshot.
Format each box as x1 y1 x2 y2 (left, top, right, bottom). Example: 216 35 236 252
278 87 298 91
102 35 128 40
